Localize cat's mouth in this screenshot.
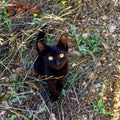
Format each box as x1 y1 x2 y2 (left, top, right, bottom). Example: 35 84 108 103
55 64 64 70
46 61 67 70
47 64 63 70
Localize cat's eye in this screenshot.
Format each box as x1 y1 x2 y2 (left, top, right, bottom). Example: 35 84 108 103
48 56 54 61
59 53 64 58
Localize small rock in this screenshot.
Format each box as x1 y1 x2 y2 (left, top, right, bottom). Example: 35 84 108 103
86 72 94 79
93 83 102 89
102 42 110 50
118 48 120 52
108 63 112 66
95 61 101 67
12 69 15 72
82 81 87 86
29 60 34 65
118 59 120 62
99 92 104 96
100 56 107 63
72 50 82 57
69 49 82 57
72 63 77 67
103 29 107 33
95 20 100 25
101 15 108 20
102 96 107 100
82 33 89 39
116 42 120 47
15 67 21 73
109 25 116 33
50 113 57 120
82 114 88 120
118 17 120 20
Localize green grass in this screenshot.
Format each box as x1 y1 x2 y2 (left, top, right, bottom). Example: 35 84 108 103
93 98 112 115
0 0 118 119
9 114 17 120
46 34 54 45
0 7 12 31
70 25 103 55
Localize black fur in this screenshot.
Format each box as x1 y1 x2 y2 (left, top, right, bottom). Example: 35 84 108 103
34 32 68 101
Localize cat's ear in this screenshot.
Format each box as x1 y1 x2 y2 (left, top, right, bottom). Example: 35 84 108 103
57 34 68 51
37 40 49 54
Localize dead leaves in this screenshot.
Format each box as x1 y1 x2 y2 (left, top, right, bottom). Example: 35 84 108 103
23 3 31 12
101 15 108 21
32 5 41 14
5 1 41 17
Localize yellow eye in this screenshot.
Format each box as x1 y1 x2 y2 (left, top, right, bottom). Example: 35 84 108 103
48 56 54 61
59 53 64 58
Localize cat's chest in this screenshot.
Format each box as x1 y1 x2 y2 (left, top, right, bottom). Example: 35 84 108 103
44 64 68 77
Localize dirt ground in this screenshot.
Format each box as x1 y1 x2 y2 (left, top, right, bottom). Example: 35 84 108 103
0 0 120 120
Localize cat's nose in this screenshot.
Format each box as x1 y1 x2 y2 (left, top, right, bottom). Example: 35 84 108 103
56 61 60 67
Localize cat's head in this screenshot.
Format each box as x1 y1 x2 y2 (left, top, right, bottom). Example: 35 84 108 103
37 34 68 70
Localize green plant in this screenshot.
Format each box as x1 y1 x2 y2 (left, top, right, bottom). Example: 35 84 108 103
1 7 12 31
0 88 2 95
70 25 102 55
29 110 37 118
32 15 39 26
62 88 67 96
10 114 17 120
46 34 54 45
32 12 44 28
93 98 112 115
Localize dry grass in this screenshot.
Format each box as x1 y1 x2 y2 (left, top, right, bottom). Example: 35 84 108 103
0 0 120 119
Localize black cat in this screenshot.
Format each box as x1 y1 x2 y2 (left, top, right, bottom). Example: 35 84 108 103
34 32 68 101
